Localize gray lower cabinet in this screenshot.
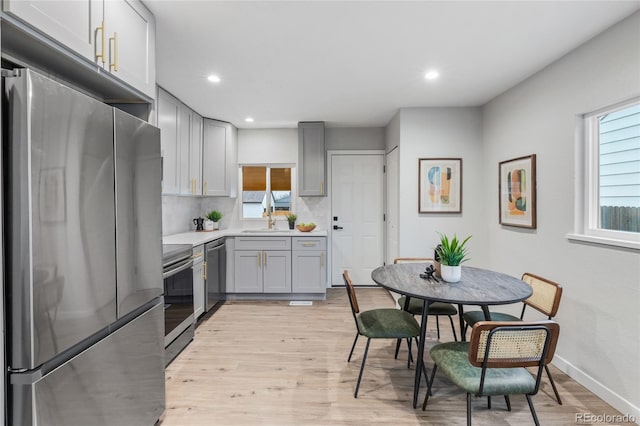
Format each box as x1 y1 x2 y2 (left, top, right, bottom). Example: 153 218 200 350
232 236 326 296
292 237 326 293
233 250 291 293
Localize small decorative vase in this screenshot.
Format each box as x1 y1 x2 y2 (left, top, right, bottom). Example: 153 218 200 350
212 221 220 230
440 265 461 283
288 221 295 230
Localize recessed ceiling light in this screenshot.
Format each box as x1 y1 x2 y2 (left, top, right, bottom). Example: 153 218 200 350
207 74 221 83
424 70 440 80
245 117 254 123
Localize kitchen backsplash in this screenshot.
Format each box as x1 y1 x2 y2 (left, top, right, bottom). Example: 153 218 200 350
163 195 329 236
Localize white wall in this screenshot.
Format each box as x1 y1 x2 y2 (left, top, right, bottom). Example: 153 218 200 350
397 107 487 265
482 12 640 419
237 128 298 164
325 127 385 150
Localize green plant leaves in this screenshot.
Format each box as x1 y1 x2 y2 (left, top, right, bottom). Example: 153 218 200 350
436 233 471 266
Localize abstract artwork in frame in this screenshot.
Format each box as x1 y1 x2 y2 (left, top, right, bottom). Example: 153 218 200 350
499 154 536 229
418 158 462 213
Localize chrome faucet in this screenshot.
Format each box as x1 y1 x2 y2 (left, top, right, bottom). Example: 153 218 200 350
267 212 277 230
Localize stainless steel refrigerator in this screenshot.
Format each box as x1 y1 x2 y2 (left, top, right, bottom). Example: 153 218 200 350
3 68 165 425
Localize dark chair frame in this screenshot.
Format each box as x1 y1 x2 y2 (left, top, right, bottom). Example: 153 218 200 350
343 270 425 398
423 320 560 426
462 272 563 404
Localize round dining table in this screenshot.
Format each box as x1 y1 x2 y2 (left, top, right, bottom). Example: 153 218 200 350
371 263 533 408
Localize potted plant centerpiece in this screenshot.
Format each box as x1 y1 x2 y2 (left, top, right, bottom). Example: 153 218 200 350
206 210 223 230
286 213 297 230
435 233 471 283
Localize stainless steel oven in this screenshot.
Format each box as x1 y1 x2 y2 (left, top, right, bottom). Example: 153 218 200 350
162 244 194 365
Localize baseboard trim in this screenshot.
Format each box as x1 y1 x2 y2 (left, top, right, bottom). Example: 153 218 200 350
553 355 640 424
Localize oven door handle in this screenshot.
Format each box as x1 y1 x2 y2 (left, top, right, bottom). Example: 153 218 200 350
163 258 194 279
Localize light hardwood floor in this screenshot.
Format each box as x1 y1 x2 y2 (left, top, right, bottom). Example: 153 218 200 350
161 288 624 425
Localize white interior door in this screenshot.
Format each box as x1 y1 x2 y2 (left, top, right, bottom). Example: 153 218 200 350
386 148 399 265
331 153 384 286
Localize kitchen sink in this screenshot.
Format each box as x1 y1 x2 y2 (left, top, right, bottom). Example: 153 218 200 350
241 229 285 233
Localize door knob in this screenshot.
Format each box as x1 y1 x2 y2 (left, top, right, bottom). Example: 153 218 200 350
333 225 343 230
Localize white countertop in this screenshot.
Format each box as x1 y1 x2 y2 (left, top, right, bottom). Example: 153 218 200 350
163 228 328 247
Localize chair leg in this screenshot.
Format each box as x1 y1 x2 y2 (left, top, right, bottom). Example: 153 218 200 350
504 395 511 411
526 394 540 426
348 333 359 362
422 364 438 410
435 316 441 339
394 338 402 359
544 364 563 405
467 393 472 426
354 338 371 398
487 395 491 409
448 315 458 341
406 338 413 368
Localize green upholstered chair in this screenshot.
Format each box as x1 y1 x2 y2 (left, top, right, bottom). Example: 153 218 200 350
423 320 560 426
462 272 563 404
343 270 421 398
393 258 459 360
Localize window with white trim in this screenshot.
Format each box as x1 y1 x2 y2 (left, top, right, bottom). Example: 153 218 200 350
240 165 293 220
580 99 640 247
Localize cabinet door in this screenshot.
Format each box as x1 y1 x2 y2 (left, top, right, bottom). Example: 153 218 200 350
193 261 204 319
292 251 326 293
190 112 203 195
157 88 180 194
234 251 262 293
202 119 230 196
263 251 292 293
3 0 100 62
298 122 325 196
103 0 156 97
177 104 191 195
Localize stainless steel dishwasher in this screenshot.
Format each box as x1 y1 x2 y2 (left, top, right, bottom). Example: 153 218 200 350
205 238 226 312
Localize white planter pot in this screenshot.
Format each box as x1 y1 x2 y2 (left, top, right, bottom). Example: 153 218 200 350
212 221 220 230
204 220 214 231
441 265 461 283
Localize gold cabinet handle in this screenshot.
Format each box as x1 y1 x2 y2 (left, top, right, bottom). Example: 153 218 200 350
257 252 261 268
321 252 325 267
95 21 105 64
194 179 198 194
302 243 315 247
109 32 118 72
320 181 324 194
203 261 207 280
263 251 267 268
204 181 208 194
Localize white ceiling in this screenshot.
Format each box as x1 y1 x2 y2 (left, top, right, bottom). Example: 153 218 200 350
146 1 640 129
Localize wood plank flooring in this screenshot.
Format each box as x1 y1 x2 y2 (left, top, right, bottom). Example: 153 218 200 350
160 288 624 425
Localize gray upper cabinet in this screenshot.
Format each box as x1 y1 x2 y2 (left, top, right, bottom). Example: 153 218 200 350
158 88 206 195
157 88 181 194
298 122 325 196
203 119 237 197
3 0 156 98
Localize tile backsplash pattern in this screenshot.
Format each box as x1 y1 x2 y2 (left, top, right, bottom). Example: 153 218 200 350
163 195 329 236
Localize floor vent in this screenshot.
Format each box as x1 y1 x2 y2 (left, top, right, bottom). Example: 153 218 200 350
289 301 313 306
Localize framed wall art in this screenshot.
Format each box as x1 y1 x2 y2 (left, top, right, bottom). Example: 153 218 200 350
499 154 536 229
418 158 462 213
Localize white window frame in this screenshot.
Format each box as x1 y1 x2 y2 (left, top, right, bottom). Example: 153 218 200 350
238 164 296 222
568 97 640 250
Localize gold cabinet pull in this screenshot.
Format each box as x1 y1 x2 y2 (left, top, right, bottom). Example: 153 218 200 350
263 251 267 267
321 252 325 267
257 252 261 268
109 32 118 72
95 21 105 64
302 242 315 247
203 261 207 280
204 181 208 194
194 179 198 194
320 181 324 194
